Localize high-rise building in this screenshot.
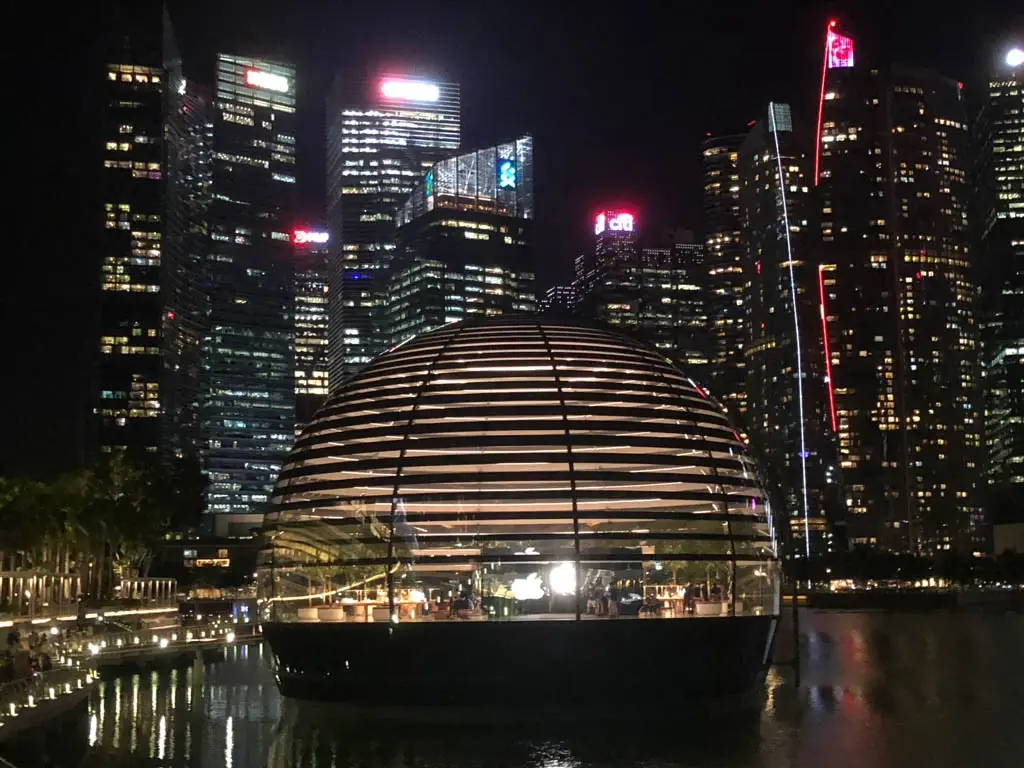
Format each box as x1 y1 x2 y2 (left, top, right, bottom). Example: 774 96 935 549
594 209 639 270
385 137 535 344
200 54 298 533
539 285 578 316
702 133 748 426
292 230 330 430
977 46 1024 530
740 103 839 555
815 21 983 554
98 8 173 456
325 73 460 382
163 75 213 462
582 221 708 375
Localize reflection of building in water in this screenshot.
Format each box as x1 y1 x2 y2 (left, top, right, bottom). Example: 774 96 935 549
80 645 280 767
258 317 780 706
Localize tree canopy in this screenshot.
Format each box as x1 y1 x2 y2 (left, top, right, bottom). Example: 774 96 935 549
0 452 205 600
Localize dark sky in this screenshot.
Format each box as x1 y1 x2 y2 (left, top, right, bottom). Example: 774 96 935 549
3 0 1018 475
164 0 1014 285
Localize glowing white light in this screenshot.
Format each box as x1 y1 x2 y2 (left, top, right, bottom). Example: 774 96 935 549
408 589 426 603
225 631 235 643
177 77 186 96
159 638 169 648
380 79 440 101
510 573 545 601
88 643 100 656
245 69 288 93
225 715 234 768
549 562 576 596
158 715 167 760
49 626 59 636
1008 48 1024 68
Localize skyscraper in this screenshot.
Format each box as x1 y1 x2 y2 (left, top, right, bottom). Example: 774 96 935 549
594 209 638 270
200 54 297 533
702 134 748 427
581 220 709 375
815 21 983 554
386 137 535 344
98 8 172 456
740 103 839 554
292 230 330 430
163 75 212 463
325 73 460 383
539 285 579 316
977 46 1024 529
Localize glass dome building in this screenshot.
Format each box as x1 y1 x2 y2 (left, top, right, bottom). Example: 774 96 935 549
260 318 780 708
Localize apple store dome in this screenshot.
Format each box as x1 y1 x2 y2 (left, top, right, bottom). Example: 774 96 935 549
259 318 780 705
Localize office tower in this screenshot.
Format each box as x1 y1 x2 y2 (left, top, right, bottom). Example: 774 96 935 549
702 133 748 426
325 73 460 382
292 229 330 430
977 46 1024 530
200 54 297 533
98 8 172 455
540 285 579 316
585 225 708 374
571 209 637 311
163 75 213 462
740 103 839 555
594 209 638 269
385 137 535 344
815 21 983 553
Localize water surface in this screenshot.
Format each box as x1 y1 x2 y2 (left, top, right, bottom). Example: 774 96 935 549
6 611 1024 767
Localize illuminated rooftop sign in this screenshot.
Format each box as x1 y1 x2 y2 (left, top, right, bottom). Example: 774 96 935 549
826 29 854 69
380 79 440 101
594 211 635 235
292 230 329 245
498 159 517 189
245 69 289 93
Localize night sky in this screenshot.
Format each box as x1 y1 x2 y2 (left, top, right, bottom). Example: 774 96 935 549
3 0 1018 475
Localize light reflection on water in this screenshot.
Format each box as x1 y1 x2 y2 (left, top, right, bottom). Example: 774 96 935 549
6 611 1024 767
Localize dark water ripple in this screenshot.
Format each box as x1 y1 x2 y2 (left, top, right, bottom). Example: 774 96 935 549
3 611 1024 767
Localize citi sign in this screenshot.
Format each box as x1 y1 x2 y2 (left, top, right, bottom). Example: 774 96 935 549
594 211 635 235
292 230 329 245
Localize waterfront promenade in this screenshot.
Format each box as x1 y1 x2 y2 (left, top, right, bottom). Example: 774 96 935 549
0 592 260 745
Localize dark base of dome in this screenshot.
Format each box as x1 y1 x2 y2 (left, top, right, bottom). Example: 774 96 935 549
264 615 778 712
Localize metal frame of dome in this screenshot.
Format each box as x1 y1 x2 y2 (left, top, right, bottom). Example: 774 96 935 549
259 317 781 708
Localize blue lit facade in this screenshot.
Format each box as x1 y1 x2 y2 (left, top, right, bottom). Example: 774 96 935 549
386 137 536 345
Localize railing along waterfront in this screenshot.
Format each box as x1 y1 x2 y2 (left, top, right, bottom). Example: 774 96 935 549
0 648 96 739
0 612 260 741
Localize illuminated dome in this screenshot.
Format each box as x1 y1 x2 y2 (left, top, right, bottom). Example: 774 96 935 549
260 318 780 707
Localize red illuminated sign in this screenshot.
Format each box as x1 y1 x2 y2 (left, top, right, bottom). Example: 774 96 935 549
594 211 635 235
292 230 329 245
826 29 854 69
